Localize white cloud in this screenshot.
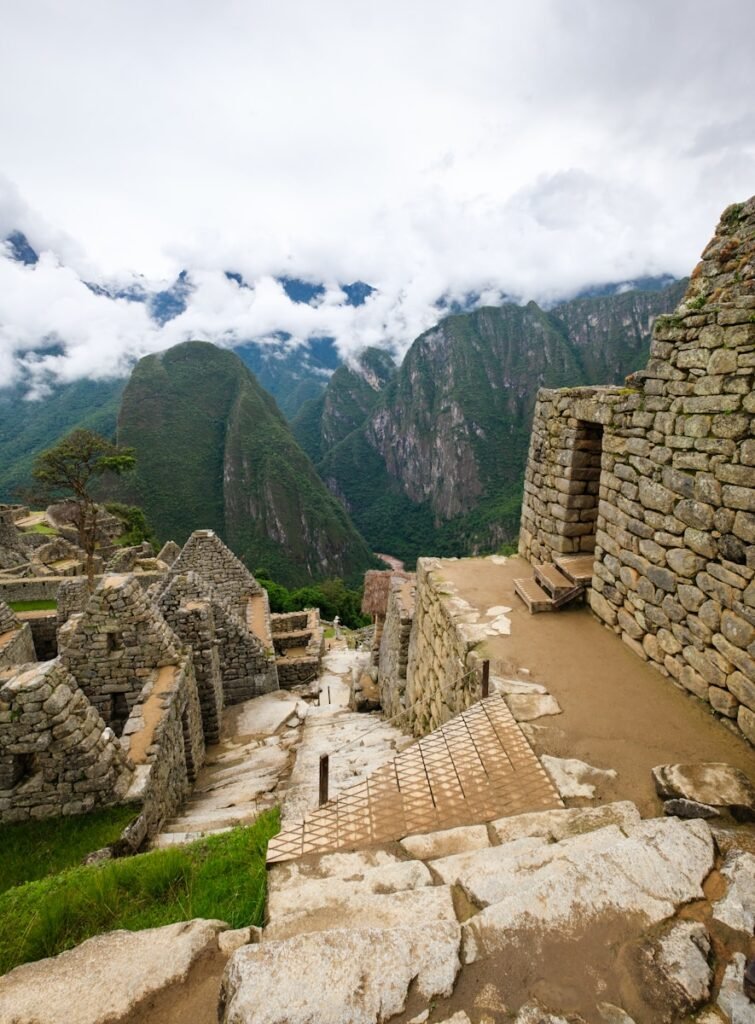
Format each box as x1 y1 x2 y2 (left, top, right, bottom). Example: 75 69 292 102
0 0 754 391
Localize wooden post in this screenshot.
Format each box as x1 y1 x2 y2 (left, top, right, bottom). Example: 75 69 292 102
319 753 329 806
481 660 490 699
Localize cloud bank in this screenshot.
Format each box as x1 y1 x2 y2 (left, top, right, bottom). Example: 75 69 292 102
1 0 754 392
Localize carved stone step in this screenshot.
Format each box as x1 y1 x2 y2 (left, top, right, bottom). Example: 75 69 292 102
554 555 595 586
514 578 555 613
534 563 575 598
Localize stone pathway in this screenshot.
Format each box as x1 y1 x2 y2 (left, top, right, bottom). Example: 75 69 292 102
218 803 755 1024
154 643 410 847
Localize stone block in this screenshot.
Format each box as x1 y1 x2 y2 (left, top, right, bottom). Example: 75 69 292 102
675 500 715 531
708 686 739 718
737 705 755 744
727 671 755 712
638 479 676 514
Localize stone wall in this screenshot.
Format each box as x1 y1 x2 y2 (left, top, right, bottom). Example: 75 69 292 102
403 559 485 735
157 572 224 743
162 530 263 619
0 600 37 671
518 197 755 744
0 660 134 823
19 612 57 660
377 575 416 719
61 574 183 734
272 608 323 688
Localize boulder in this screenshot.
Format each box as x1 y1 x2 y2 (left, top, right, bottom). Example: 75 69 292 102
651 763 755 821
0 919 228 1024
635 921 712 1017
663 798 720 820
541 755 617 799
712 851 755 935
505 693 562 722
490 802 641 844
717 953 754 1024
462 818 714 963
220 924 461 1024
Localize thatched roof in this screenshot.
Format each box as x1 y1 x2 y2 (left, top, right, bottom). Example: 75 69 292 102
361 569 412 617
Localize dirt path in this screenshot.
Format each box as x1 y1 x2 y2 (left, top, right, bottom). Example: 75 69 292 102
437 555 755 817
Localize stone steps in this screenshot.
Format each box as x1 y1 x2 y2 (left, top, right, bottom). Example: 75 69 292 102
534 562 576 598
513 576 555 613
218 804 720 1024
554 554 595 586
515 558 591 614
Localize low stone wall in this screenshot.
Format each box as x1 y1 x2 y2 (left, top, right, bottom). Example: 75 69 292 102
0 660 134 823
18 612 57 660
378 575 416 719
0 571 166 607
276 657 319 688
271 612 309 633
272 608 323 689
403 559 485 736
0 622 37 671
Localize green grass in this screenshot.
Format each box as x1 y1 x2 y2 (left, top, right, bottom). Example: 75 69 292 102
9 600 58 612
0 809 279 974
0 806 138 894
22 523 58 535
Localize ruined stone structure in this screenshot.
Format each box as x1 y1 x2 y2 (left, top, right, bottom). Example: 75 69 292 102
377 574 416 719
0 599 36 673
156 530 278 701
271 609 324 687
363 569 413 666
0 660 133 821
519 197 755 743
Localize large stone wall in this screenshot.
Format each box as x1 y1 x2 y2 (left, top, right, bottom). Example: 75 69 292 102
403 559 485 735
0 660 134 822
519 197 755 744
0 600 36 671
377 575 416 720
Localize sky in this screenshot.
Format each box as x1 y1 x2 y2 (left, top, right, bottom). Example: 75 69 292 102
1 0 754 392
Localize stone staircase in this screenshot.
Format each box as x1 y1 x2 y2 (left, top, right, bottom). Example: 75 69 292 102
220 804 720 1024
514 555 594 614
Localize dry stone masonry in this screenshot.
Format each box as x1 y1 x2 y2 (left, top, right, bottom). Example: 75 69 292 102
0 598 36 672
377 574 416 720
519 196 755 744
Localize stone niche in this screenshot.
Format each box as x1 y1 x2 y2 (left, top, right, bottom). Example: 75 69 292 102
519 196 755 744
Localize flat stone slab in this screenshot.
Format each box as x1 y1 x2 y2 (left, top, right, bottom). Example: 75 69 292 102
490 676 548 696
268 848 403 891
462 818 714 963
266 861 433 922
221 925 461 1024
505 693 562 722
0 919 227 1024
541 755 617 799
263 883 458 942
490 802 641 844
400 824 490 860
229 691 306 737
652 763 755 820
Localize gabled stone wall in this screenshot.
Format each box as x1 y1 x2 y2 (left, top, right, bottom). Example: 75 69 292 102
0 660 133 822
518 197 755 743
162 530 262 617
61 574 183 733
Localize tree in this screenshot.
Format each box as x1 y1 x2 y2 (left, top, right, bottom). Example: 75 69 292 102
33 430 136 586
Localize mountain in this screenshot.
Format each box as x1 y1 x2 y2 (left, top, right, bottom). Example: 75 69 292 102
292 347 396 464
0 378 125 502
112 341 378 587
309 280 688 565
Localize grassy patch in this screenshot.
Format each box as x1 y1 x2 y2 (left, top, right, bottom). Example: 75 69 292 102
0 805 137 894
22 523 58 535
0 809 279 974
9 600 58 612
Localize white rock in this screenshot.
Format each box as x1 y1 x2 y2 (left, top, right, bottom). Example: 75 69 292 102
462 818 713 963
713 851 755 935
653 921 711 1008
0 919 227 1024
267 848 402 893
490 802 641 844
541 755 617 798
505 693 562 722
436 1014 472 1024
717 954 755 1024
230 691 304 737
490 676 547 695
221 925 461 1024
652 763 755 817
218 927 259 955
514 1002 578 1023
429 836 548 888
400 824 490 860
266 860 432 921
263 883 458 942
596 1004 636 1024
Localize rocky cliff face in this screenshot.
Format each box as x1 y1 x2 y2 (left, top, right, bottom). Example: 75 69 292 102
312 282 687 563
115 341 376 587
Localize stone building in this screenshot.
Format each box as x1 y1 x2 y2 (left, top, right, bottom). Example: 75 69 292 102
0 598 36 673
377 574 416 719
518 196 755 743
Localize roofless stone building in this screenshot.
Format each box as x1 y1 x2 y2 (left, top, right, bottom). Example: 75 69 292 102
518 196 755 743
